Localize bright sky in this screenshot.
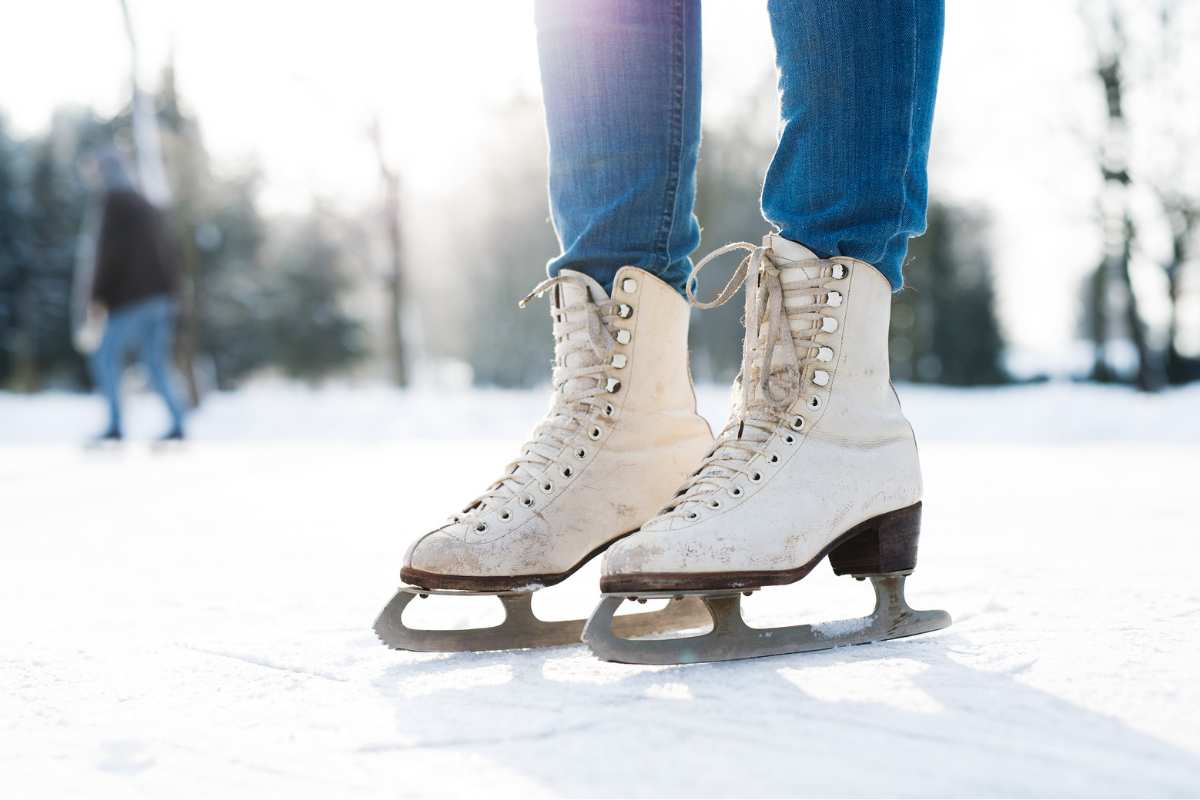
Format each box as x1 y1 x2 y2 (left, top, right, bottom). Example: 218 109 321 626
3 1 1193 363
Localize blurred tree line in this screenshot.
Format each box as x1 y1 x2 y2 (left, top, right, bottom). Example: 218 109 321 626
0 65 364 394
1079 0 1200 390
2 69 1015 396
8 6 1200 397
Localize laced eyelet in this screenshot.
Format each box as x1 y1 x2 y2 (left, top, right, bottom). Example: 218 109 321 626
826 290 843 307
499 510 511 521
621 278 638 294
589 426 602 440
812 370 830 387
808 395 822 410
521 496 534 507
614 329 632 345
610 353 627 369
790 416 805 431
750 472 762 482
817 346 834 362
832 263 848 279
605 377 621 393
604 403 615 416
731 487 744 497
616 303 633 319
540 480 554 494
575 448 588 460
821 317 838 333
560 466 573 478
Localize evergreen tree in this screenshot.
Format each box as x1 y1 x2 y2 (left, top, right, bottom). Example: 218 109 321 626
6 110 102 389
0 118 28 384
891 202 1008 385
261 215 366 381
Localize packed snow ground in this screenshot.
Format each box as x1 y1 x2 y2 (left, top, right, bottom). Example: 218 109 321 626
2 383 1199 797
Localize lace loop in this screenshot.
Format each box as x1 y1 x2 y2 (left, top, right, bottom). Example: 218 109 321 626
686 241 757 310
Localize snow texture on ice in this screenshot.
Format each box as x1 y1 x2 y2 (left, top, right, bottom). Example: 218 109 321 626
2 383 1199 797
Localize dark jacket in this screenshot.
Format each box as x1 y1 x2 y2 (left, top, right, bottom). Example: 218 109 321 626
92 189 178 311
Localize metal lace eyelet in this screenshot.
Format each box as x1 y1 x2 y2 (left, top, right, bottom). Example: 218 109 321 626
589 426 602 440
826 290 843 307
750 472 762 482
790 416 806 431
499 510 511 521
575 448 587 460
821 317 838 333
832 263 848 279
817 346 834 362
605 377 621 393
621 278 638 294
610 353 627 369
521 496 534 507
614 329 632 345
541 480 554 494
617 303 633 319
812 370 830 387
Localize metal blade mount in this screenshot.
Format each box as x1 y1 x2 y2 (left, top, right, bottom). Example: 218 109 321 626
583 573 951 665
373 587 711 653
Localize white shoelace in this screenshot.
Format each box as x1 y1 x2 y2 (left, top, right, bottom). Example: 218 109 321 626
666 241 835 516
451 274 619 523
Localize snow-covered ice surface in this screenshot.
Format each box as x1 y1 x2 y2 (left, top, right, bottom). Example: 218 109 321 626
3 383 1200 797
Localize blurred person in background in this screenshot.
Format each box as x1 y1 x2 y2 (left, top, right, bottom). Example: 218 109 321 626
81 147 186 444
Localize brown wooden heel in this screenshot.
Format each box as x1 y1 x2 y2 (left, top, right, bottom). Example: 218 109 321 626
828 502 922 577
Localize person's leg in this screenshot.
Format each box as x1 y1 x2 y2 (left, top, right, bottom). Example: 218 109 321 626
138 297 186 436
762 0 944 290
90 308 136 437
379 1 713 650
535 0 702 297
589 3 950 663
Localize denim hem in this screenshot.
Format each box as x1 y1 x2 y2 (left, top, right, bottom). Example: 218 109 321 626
652 0 686 273
887 0 920 291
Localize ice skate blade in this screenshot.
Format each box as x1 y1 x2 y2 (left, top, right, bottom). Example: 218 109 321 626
373 586 711 653
583 573 950 665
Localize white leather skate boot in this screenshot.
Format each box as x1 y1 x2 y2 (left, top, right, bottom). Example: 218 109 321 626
584 234 950 664
375 267 713 652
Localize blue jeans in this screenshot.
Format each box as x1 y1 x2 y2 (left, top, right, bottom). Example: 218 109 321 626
536 0 944 293
90 295 186 435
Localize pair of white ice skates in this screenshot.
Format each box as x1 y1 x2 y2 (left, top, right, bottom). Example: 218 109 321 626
374 234 950 664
